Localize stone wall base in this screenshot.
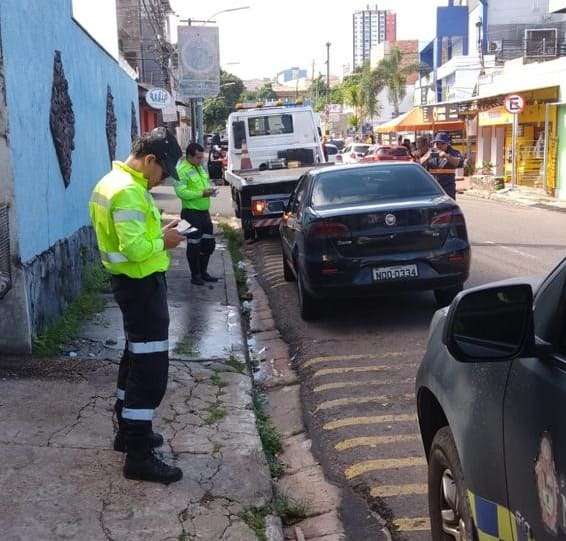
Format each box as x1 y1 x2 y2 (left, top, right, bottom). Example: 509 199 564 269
23 226 98 336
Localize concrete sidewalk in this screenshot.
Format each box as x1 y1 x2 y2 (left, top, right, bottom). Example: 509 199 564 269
0 189 281 540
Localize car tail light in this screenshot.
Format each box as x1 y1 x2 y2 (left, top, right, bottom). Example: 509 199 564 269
431 209 467 239
336 154 343 163
308 220 351 241
252 200 267 216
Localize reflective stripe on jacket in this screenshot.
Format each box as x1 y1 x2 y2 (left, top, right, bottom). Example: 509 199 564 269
89 161 169 278
175 160 211 211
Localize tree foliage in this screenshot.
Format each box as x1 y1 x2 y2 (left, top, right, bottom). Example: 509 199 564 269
257 82 277 101
203 70 245 132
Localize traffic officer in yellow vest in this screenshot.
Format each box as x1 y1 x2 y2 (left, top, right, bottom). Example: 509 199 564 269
175 142 218 285
89 127 184 485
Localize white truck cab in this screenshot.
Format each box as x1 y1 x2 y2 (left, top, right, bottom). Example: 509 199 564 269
224 103 327 239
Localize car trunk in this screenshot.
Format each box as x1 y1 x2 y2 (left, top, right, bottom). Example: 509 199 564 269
313 200 456 258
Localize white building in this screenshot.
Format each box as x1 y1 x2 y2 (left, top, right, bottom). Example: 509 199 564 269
353 4 396 69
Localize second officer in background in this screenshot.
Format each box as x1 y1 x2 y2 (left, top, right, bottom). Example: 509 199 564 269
175 143 218 285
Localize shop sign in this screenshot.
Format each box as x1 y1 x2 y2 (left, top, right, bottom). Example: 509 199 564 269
146 88 172 110
479 106 513 127
423 104 460 122
505 94 526 115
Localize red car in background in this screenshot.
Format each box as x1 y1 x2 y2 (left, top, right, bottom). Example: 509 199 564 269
361 145 413 163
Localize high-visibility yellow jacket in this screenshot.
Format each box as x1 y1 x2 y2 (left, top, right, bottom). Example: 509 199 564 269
175 160 211 211
89 161 169 278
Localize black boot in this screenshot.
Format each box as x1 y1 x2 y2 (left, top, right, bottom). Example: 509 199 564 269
124 452 183 485
113 430 164 453
123 434 182 485
191 275 205 285
200 254 218 282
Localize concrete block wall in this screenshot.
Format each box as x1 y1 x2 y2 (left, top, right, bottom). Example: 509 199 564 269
0 0 139 353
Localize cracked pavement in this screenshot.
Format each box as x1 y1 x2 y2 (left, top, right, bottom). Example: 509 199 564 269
0 358 273 540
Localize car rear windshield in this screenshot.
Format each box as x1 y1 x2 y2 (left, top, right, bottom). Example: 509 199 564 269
311 165 442 209
353 145 370 155
379 147 409 157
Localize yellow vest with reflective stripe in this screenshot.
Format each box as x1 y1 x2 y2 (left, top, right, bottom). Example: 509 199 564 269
89 161 169 278
175 160 211 211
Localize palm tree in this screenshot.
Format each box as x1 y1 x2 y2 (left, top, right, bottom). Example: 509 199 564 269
375 46 421 117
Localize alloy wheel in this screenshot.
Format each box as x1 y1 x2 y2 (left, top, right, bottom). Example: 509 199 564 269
440 469 468 540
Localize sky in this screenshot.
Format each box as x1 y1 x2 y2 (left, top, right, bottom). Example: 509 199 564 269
169 0 449 81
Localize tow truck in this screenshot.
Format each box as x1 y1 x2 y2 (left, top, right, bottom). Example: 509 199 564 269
224 101 326 239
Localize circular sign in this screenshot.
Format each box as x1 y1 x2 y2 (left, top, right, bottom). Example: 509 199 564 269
504 94 525 114
146 88 172 110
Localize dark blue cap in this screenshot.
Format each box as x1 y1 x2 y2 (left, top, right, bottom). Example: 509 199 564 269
433 132 451 144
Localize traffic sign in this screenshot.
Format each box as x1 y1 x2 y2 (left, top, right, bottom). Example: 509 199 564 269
504 94 525 114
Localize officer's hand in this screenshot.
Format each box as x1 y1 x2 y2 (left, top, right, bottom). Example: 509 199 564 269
438 151 448 159
163 228 184 249
203 188 215 197
162 219 180 232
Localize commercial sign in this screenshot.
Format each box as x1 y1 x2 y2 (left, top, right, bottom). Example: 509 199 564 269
478 106 513 127
423 104 460 122
145 87 173 110
178 26 220 99
504 94 526 115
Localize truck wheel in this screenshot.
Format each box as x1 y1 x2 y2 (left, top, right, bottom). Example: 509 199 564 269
242 218 254 240
428 427 476 541
298 272 320 321
434 284 463 308
282 252 295 282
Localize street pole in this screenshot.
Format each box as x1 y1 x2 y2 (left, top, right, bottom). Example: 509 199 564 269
511 112 518 190
325 42 331 105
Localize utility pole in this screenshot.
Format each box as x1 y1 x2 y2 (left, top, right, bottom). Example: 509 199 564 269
325 42 331 105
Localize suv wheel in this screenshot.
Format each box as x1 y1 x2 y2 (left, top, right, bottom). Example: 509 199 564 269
429 427 476 541
297 272 320 321
434 284 463 307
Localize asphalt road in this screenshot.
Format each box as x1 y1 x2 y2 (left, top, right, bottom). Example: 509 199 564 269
244 195 566 540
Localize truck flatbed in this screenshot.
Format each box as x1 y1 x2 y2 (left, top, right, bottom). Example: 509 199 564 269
225 166 315 190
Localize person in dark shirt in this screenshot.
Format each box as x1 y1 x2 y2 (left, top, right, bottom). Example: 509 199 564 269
420 132 463 199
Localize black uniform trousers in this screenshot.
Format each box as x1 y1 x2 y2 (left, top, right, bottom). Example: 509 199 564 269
112 272 169 458
181 208 216 277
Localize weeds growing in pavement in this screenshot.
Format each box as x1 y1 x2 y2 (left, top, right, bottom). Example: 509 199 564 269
226 354 246 374
273 493 310 526
204 405 227 425
252 391 285 478
33 263 110 356
210 370 228 388
239 507 269 541
218 223 249 300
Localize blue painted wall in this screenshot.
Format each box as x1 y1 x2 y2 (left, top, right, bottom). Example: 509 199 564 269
0 0 138 263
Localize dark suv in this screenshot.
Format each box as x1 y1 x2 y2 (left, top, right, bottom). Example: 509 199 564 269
416 257 566 540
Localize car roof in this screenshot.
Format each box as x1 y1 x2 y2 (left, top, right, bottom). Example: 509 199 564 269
310 161 421 176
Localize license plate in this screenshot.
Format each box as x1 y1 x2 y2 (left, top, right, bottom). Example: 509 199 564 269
373 265 418 281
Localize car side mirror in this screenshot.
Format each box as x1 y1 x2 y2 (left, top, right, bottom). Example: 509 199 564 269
443 284 534 362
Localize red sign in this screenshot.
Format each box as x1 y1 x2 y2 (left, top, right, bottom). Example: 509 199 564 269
504 94 525 114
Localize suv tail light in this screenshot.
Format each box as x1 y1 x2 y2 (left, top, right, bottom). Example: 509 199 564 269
252 200 267 216
308 220 351 241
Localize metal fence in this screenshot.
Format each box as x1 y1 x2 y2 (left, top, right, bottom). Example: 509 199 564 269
0 203 11 299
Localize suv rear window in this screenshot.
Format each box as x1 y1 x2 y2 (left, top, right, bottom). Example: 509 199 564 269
353 145 370 155
311 165 442 208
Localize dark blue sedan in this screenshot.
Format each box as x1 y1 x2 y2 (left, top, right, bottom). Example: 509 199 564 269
280 162 470 320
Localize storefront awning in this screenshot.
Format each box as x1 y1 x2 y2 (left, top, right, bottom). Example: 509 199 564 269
375 107 465 133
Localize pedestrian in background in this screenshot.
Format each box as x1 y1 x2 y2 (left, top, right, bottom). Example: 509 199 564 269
420 132 463 199
175 142 218 286
89 127 184 485
413 136 430 161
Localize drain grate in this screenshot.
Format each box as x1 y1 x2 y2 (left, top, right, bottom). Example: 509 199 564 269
0 203 11 299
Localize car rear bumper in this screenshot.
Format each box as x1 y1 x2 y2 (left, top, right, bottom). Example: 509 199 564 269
302 247 470 299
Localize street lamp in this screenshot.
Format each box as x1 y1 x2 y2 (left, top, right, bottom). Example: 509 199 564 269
205 6 250 22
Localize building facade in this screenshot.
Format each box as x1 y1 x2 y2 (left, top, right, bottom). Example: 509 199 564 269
353 4 397 69
0 0 139 352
